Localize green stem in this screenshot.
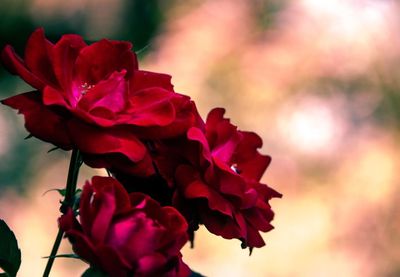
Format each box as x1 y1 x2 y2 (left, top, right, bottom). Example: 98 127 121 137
43 149 82 277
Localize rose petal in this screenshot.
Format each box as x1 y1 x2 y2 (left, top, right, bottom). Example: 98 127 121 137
42 85 70 107
79 182 95 234
1 91 72 148
187 127 212 166
234 131 271 181
90 186 116 243
75 39 136 84
52 34 87 105
95 177 131 211
130 70 174 92
125 88 176 126
176 165 232 217
67 119 147 163
77 70 128 115
83 152 155 177
24 28 58 87
96 245 132 277
1 45 45 89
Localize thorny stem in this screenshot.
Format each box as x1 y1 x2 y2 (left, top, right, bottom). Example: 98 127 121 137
43 149 82 277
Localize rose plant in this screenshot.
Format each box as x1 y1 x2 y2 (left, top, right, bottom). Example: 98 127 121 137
0 28 281 277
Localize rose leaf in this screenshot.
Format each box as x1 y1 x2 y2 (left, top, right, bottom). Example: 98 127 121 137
81 267 108 277
0 220 21 277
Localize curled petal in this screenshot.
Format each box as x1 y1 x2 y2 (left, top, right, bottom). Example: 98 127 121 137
234 131 271 181
75 39 136 84
176 165 232 217
53 34 87 105
67 119 147 163
130 70 174 92
125 88 176 126
85 71 127 113
1 45 45 89
24 28 58 87
1 91 72 148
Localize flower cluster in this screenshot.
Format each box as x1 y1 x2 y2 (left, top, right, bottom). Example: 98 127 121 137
1 29 281 276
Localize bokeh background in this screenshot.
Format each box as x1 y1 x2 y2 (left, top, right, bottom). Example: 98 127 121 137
1 0 400 276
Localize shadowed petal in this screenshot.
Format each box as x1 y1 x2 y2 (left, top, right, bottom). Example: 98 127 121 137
24 28 58 87
1 45 45 89
1 91 72 148
67 119 146 163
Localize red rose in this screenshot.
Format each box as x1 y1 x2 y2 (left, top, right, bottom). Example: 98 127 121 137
173 108 281 249
59 176 190 277
1 28 196 175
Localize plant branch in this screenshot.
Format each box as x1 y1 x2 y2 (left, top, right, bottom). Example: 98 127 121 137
43 149 82 277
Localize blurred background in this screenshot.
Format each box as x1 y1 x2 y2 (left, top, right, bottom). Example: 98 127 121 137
1 0 400 276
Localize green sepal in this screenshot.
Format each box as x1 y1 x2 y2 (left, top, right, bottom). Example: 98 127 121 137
42 254 80 259
0 220 21 277
47 146 60 153
43 188 67 197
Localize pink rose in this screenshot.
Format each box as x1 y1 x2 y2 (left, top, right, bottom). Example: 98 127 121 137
1 28 196 175
59 176 190 277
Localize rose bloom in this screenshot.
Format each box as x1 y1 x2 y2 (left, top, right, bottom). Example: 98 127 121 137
1 28 196 175
148 108 281 249
59 176 190 277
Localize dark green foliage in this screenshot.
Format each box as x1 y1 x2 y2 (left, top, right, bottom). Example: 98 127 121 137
81 267 108 277
0 220 21 277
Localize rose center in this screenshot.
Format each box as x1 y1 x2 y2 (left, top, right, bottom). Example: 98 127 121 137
80 82 95 96
230 163 241 174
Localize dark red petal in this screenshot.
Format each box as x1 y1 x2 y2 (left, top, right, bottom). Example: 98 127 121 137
58 209 81 232
176 165 232 216
129 192 163 219
117 212 164 262
53 34 86 105
159 206 188 237
42 85 69 107
136 253 167 276
205 108 242 162
234 131 271 181
130 70 174 92
1 91 72 148
66 119 146 162
91 176 131 213
187 127 212 166
176 256 191 277
90 184 116 243
75 39 136 84
78 71 128 115
79 182 95 235
243 208 274 233
199 209 240 240
158 206 188 254
205 107 227 147
24 28 58 87
214 162 258 208
1 45 45 89
82 152 155 177
245 224 267 248
65 229 101 266
130 99 197 139
125 88 176 126
206 107 226 127
96 245 132 277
